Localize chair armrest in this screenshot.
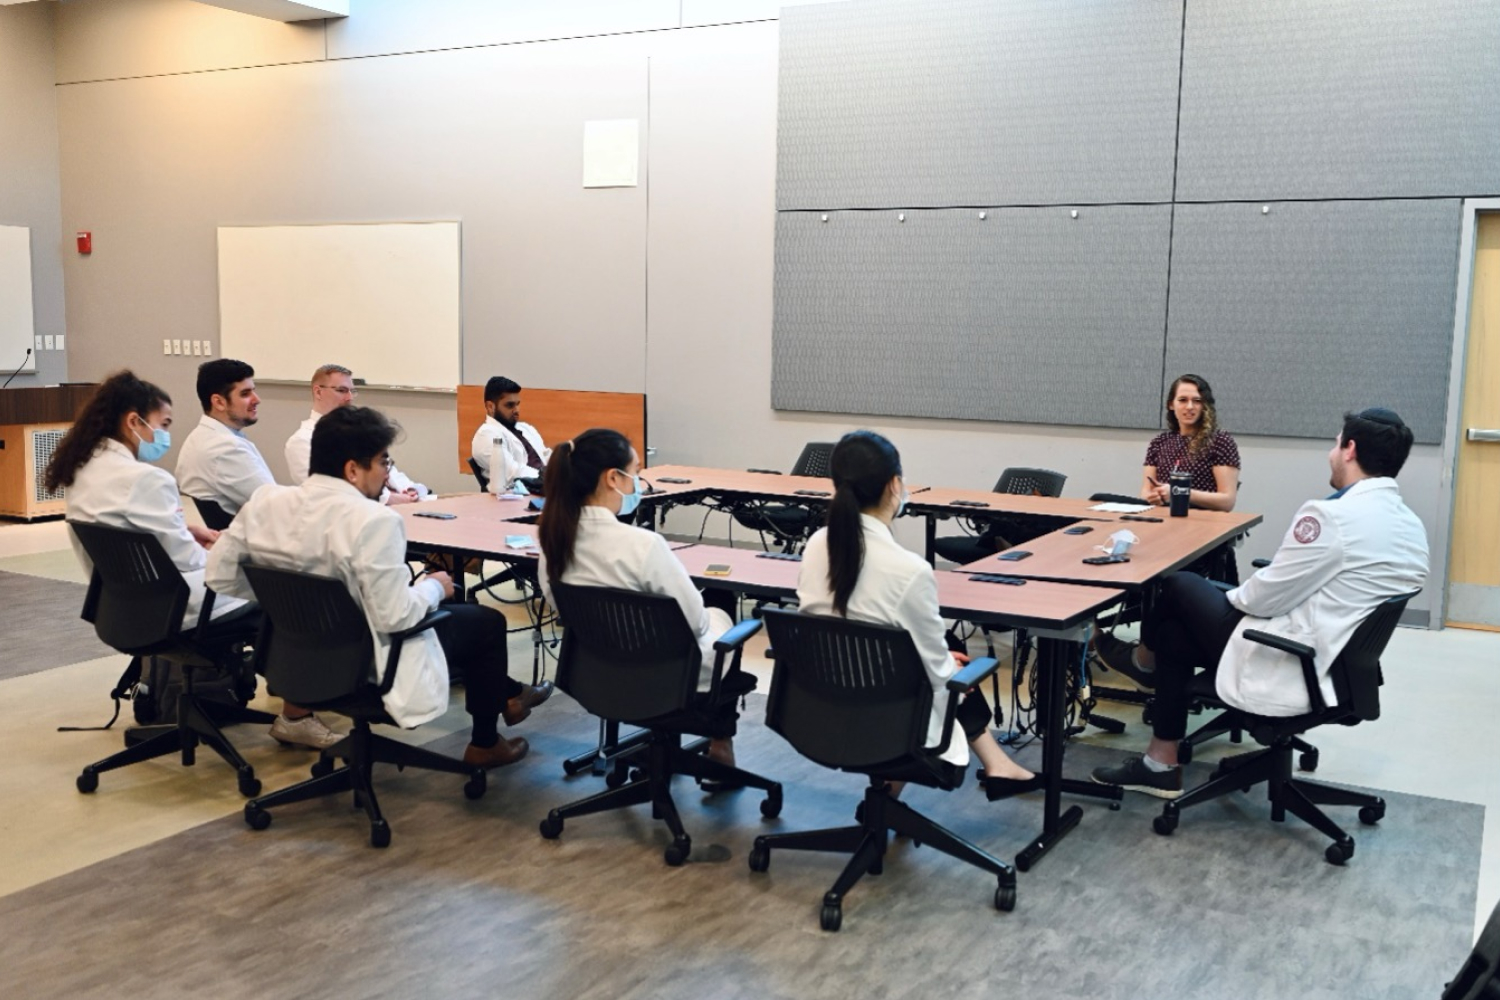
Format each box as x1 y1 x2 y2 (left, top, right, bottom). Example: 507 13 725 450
937 656 1002 751
1251 558 1271 569
190 587 221 643
1210 580 1234 593
1242 628 1324 714
379 609 453 695
713 617 764 653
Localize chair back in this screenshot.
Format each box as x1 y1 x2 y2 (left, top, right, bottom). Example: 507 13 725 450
241 564 375 707
996 467 1066 497
467 457 490 493
190 497 235 531
69 520 191 654
550 583 702 724
790 442 836 479
760 609 933 771
1326 592 1415 722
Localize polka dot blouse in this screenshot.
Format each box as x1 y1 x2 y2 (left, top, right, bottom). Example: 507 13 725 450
1144 431 1241 494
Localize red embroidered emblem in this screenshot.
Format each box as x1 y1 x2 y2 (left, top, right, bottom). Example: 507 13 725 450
1293 516 1321 544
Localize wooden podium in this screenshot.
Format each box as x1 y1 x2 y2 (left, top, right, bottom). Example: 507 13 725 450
0 385 96 520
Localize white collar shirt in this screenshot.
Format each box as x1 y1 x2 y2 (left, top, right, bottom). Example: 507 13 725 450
1218 477 1428 716
537 505 724 690
470 416 551 494
205 476 449 727
65 438 246 630
175 414 274 515
285 409 422 499
796 514 968 766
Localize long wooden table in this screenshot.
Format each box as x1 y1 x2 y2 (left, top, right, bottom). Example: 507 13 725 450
398 500 1128 870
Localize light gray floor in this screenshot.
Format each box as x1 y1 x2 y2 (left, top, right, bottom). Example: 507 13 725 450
0 693 1479 1000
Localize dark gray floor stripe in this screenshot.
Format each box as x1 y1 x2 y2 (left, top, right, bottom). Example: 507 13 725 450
0 569 112 680
1 694 1478 999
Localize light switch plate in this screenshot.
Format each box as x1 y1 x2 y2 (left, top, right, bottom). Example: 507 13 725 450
172 339 182 355
55 335 64 351
202 341 212 357
191 340 201 356
163 339 172 355
35 337 44 354
43 335 55 350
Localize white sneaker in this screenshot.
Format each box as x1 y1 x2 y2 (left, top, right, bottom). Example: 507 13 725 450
270 713 346 750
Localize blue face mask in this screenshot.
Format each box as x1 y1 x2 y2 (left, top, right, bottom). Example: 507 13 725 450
614 472 642 517
133 424 171 463
894 478 910 518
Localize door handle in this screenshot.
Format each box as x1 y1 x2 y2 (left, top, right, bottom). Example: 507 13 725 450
1467 428 1500 442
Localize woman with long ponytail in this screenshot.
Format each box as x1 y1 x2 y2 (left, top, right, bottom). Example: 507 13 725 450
50 370 248 630
537 428 749 768
796 430 1036 794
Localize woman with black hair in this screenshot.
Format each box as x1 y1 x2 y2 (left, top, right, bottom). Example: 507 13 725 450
796 430 1035 795
537 428 747 768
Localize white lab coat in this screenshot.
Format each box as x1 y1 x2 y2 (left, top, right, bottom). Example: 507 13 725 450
470 416 552 494
205 476 450 727
1216 477 1428 716
537 505 731 690
285 409 424 498
797 515 968 766
65 438 246 630
175 414 274 515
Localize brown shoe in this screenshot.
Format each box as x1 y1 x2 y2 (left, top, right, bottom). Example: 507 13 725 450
503 681 555 726
463 736 530 769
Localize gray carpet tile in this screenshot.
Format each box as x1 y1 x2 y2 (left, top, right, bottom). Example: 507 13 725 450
2 693 1478 1000
0 569 112 680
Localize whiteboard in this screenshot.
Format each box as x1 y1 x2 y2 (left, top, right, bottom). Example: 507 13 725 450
217 222 461 389
0 225 37 375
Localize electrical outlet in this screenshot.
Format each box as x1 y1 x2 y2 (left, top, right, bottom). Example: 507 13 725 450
55 335 65 351
163 339 172 355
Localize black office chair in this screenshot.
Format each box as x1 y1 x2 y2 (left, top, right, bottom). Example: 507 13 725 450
1152 592 1417 865
538 583 783 866
748 609 1018 931
239 565 482 848
932 467 1067 566
729 442 835 553
190 496 234 531
1444 895 1500 1000
69 521 274 797
467 457 490 493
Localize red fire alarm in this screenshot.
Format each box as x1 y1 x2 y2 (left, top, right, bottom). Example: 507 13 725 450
76 231 92 254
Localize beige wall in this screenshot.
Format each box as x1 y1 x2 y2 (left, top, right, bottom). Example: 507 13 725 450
45 0 1444 617
0 1 67 387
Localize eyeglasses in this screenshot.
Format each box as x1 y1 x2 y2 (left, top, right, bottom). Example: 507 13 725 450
316 385 357 397
378 455 395 471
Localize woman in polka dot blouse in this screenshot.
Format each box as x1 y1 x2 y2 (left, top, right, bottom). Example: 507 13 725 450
1140 374 1240 512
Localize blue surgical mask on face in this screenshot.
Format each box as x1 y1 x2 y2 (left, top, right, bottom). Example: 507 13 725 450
614 472 642 517
894 478 910 519
134 423 171 462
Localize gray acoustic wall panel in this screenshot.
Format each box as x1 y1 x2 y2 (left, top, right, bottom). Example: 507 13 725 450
1164 200 1460 445
773 206 1172 428
776 0 1185 210
1176 0 1500 202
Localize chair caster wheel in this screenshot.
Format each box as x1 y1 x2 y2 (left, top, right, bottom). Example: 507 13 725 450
244 804 271 831
1109 800 1122 811
994 882 1017 912
562 757 589 776
820 903 842 932
539 812 564 839
1358 801 1385 825
748 843 770 872
1153 806 1178 836
1299 749 1320 772
1325 839 1353 866
1176 740 1194 765
311 756 336 778
605 766 628 789
76 769 99 794
463 770 487 800
370 821 391 849
760 786 783 819
664 837 691 867
238 771 261 798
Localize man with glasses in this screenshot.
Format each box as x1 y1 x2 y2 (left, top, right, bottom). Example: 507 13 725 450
285 364 429 504
209 405 549 768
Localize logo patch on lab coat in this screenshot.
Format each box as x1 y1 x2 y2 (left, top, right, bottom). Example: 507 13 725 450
1293 516 1321 544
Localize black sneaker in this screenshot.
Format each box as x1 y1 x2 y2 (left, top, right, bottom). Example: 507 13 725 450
1093 632 1156 688
1091 756 1183 799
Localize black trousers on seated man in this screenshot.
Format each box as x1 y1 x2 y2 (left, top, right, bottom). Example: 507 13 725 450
1141 571 1244 742
434 603 523 739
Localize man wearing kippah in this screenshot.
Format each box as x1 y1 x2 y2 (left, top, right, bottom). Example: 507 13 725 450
1091 408 1429 798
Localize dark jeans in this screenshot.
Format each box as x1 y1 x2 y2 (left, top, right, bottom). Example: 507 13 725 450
1141 572 1244 742
435 603 521 738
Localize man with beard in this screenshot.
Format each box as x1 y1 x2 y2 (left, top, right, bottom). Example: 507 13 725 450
176 358 275 517
470 376 552 494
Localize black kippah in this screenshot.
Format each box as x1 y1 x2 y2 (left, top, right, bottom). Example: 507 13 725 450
1357 407 1404 427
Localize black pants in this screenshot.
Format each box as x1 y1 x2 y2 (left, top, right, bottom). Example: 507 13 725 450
1141 572 1244 742
435 603 521 735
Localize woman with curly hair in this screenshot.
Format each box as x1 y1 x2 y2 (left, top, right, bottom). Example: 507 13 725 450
1140 373 1240 512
